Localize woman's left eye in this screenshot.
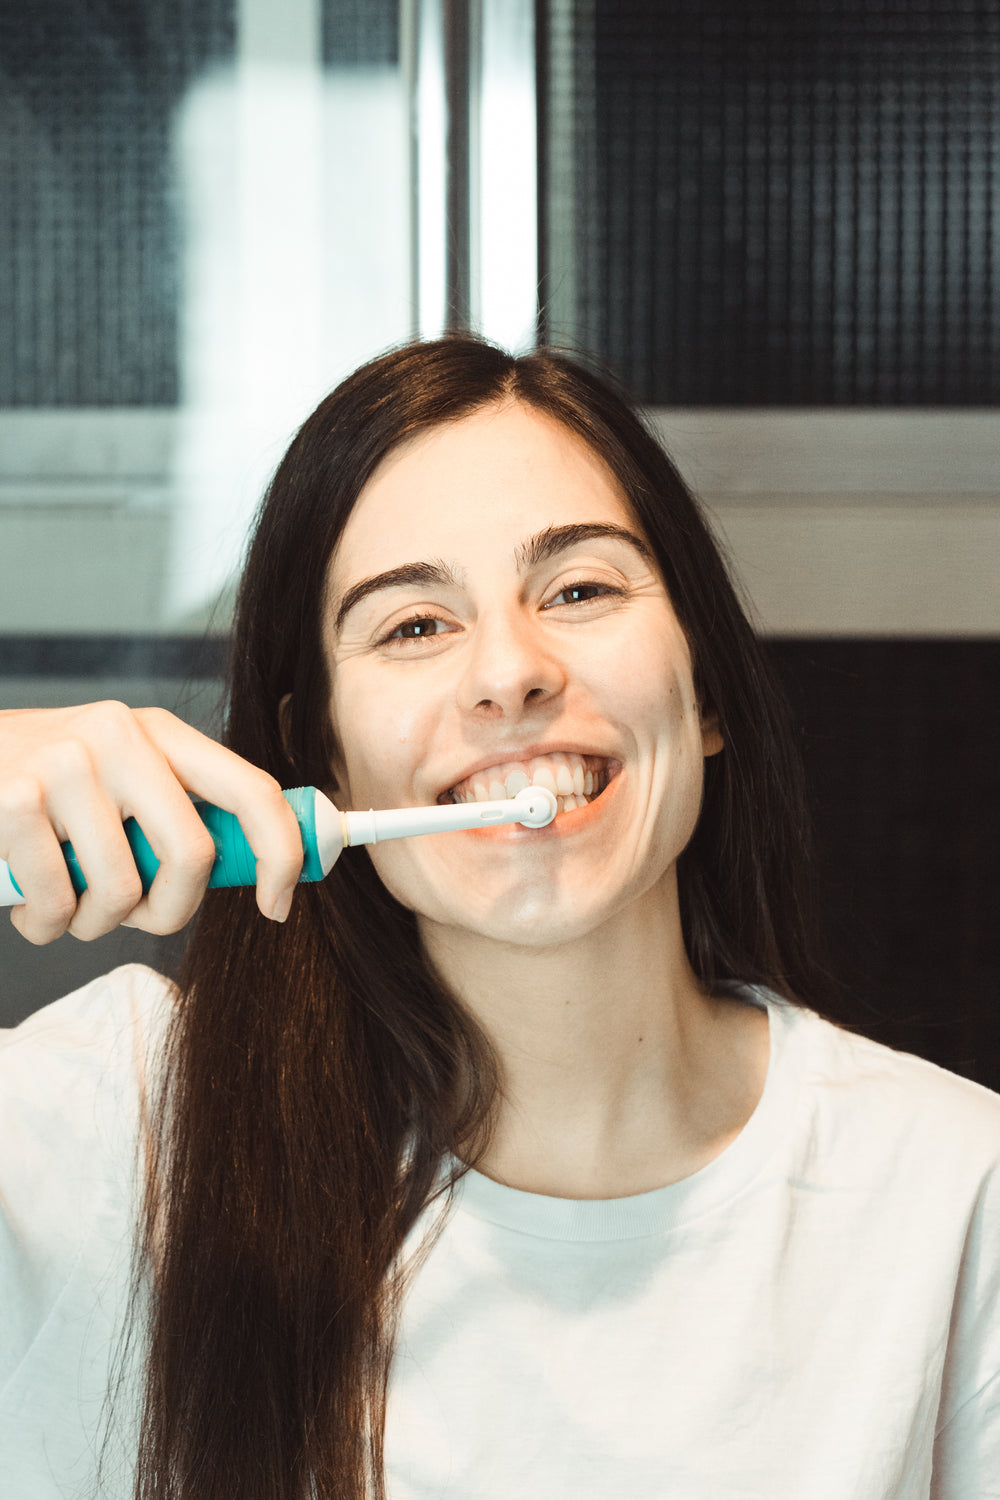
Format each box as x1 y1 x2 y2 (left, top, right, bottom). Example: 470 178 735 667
545 581 624 608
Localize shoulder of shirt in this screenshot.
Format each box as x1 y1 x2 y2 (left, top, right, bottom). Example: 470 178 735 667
0 967 178 1293
0 961 177 1050
0 963 177 1113
754 987 1000 1178
0 967 178 1391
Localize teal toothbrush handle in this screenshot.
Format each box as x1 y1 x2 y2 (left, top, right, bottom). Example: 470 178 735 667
9 787 324 899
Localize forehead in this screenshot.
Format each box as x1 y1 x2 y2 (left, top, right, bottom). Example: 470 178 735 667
328 402 636 584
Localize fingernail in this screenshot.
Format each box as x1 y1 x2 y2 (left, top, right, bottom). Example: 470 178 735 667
269 888 294 924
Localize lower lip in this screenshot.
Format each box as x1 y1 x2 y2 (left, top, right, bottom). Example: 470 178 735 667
454 767 623 843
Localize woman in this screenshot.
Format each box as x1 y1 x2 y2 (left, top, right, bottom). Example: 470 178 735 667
1 337 998 1499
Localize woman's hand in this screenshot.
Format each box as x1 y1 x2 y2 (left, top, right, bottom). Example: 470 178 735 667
0 703 304 944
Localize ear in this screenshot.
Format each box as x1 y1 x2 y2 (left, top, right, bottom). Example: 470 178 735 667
700 705 724 758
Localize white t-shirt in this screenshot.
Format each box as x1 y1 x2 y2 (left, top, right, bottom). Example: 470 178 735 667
2 965 999 1499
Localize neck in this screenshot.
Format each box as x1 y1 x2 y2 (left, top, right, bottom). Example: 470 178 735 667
419 870 770 1199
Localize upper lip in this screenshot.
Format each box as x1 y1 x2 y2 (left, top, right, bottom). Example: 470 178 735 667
435 742 620 801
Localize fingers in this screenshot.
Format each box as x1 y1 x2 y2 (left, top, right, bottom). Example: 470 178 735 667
4 775 85 945
1 702 306 943
2 703 207 941
131 709 305 923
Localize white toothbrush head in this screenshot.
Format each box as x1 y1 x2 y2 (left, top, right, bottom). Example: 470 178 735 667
512 785 558 828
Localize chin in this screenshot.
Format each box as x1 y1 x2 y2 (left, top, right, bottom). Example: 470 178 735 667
423 881 621 951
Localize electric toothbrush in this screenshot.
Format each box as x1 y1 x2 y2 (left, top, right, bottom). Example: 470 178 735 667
0 784 559 907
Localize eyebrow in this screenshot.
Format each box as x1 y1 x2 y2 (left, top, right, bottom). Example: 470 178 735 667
334 560 460 632
515 523 653 570
333 522 652 633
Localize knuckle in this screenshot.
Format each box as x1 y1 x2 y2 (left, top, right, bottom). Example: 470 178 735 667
132 705 174 734
33 882 79 923
176 828 218 878
71 700 145 761
67 921 108 944
23 895 79 942
70 918 128 943
89 697 134 728
15 918 57 947
243 776 303 874
68 878 144 939
78 699 136 746
0 774 46 825
278 847 305 884
96 873 145 918
19 929 50 948
142 908 190 937
256 772 287 806
30 734 94 791
260 777 302 843
51 893 79 926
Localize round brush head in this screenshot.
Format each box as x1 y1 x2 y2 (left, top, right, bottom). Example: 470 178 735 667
513 785 559 828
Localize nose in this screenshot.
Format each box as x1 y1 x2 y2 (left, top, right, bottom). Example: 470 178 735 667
456 609 566 719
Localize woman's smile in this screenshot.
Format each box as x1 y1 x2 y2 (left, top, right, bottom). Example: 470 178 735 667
441 748 620 810
323 399 722 946
444 755 627 846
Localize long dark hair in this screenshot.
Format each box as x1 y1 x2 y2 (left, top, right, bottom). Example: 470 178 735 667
133 337 832 1499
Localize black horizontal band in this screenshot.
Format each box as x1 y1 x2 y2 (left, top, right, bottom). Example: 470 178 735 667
0 636 229 678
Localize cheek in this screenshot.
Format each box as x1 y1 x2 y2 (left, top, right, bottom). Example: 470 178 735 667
603 637 693 740
612 648 707 835
329 675 437 805
363 843 436 920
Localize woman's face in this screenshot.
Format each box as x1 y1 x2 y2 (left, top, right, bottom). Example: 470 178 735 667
322 401 722 948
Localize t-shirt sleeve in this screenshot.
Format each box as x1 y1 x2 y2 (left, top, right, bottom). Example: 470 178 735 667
931 1148 1000 1499
931 1369 1000 1498
0 963 174 1395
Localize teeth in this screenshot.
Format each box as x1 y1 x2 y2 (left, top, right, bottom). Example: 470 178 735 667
448 750 611 810
531 764 558 796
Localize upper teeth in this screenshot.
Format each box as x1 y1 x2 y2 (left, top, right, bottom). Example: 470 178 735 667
449 751 606 808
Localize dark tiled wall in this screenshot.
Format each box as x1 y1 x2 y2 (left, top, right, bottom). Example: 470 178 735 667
769 640 999 1089
0 0 236 406
559 0 1000 403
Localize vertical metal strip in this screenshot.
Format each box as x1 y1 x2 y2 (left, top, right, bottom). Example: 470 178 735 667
400 0 421 337
444 0 473 328
404 0 537 344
